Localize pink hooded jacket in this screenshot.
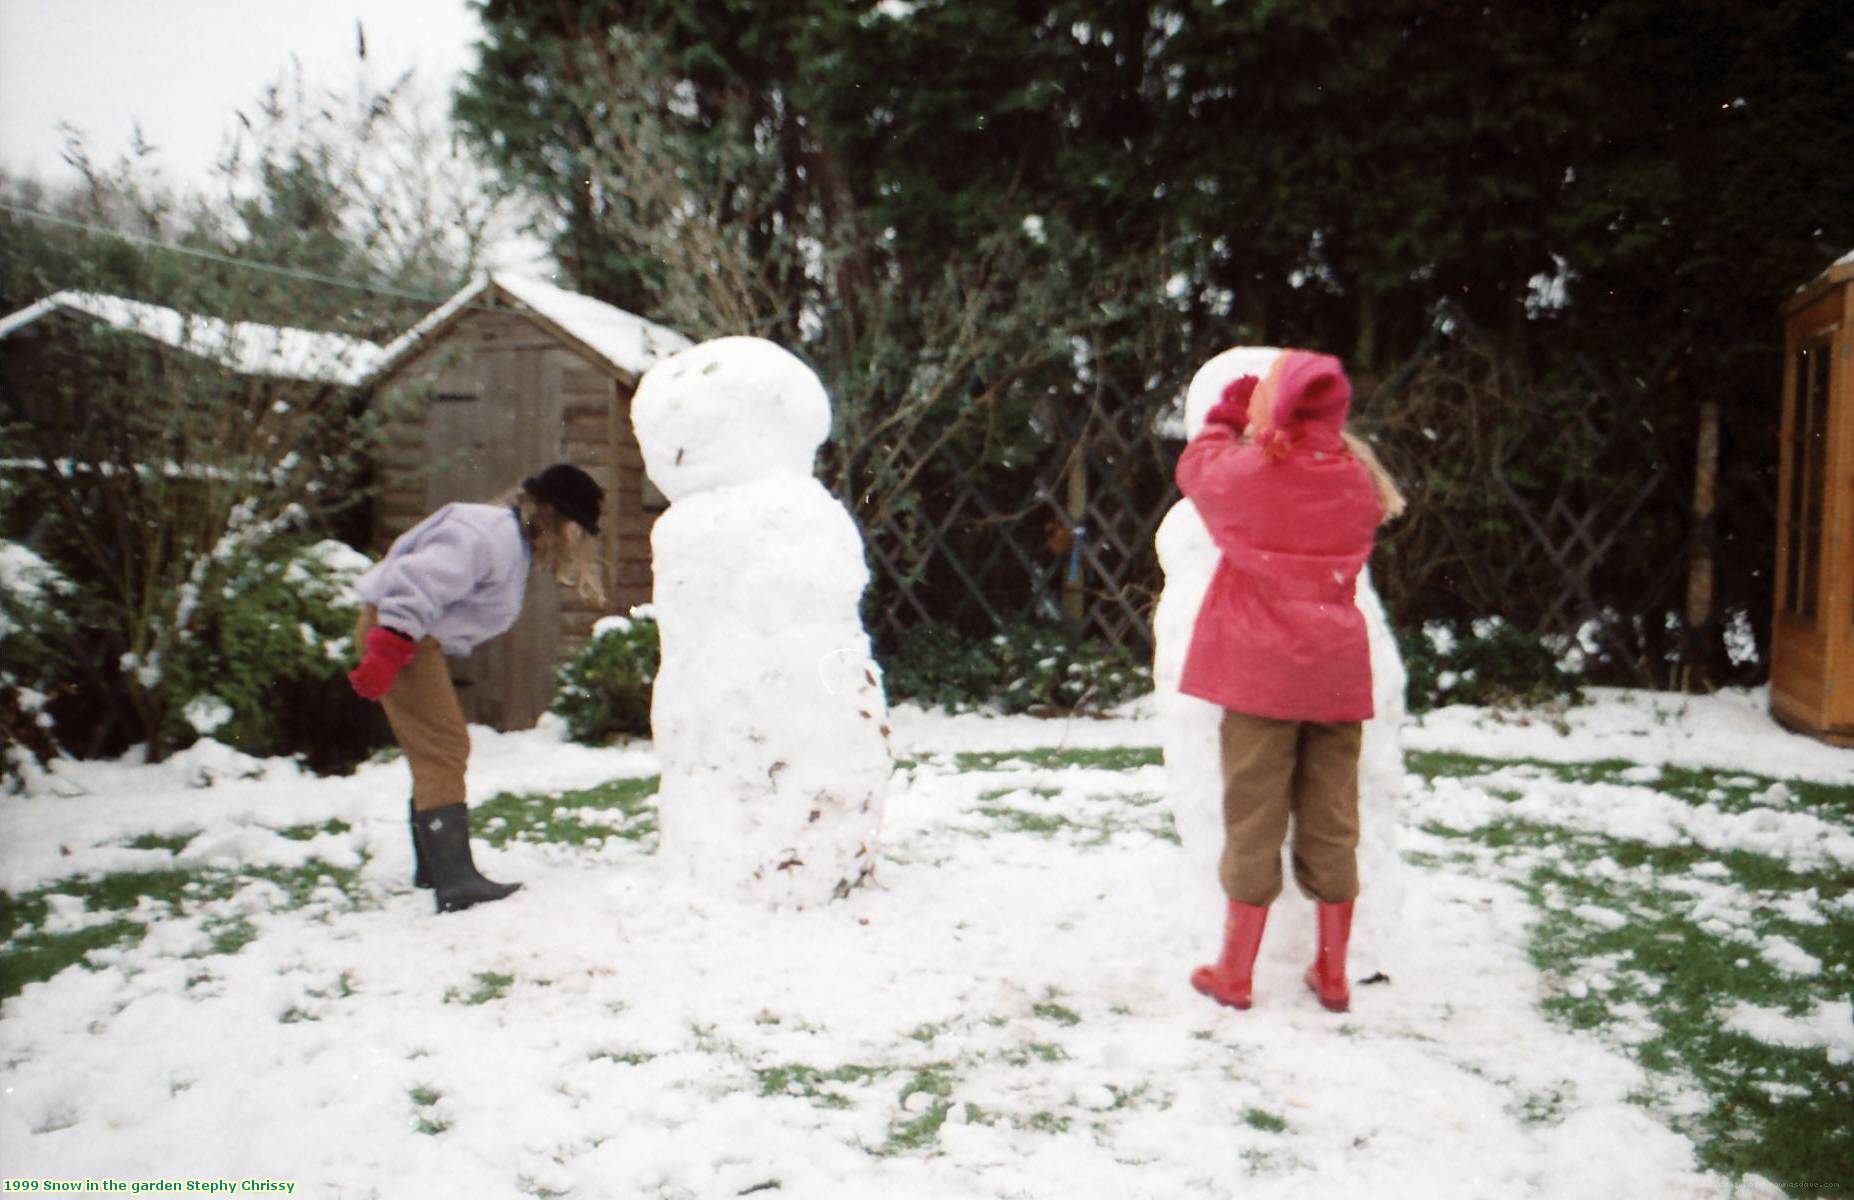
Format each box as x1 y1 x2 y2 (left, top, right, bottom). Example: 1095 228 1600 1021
1175 350 1382 722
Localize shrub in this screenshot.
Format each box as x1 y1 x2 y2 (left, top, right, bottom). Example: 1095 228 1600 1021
158 536 388 773
1399 616 1585 712
2 532 386 787
552 608 660 743
882 620 1152 715
1 541 79 791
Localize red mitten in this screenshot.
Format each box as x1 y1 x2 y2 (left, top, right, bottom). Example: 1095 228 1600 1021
1203 375 1259 433
349 626 418 700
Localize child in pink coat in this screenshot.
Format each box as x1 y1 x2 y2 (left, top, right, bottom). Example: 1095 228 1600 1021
1175 349 1385 1012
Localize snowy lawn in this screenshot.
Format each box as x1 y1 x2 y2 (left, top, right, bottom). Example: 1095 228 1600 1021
1 688 1850 1198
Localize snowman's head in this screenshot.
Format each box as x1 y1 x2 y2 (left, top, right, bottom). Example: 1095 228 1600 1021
1182 346 1281 439
631 336 832 501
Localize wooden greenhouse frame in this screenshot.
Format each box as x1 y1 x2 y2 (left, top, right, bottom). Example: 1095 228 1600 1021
1770 253 1854 746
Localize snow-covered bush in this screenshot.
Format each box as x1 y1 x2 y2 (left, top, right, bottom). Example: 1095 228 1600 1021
1 541 79 792
552 608 660 744
157 536 383 772
882 620 1152 715
1399 616 1584 712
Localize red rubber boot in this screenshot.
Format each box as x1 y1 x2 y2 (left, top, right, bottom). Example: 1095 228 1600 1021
1190 901 1269 1009
1304 899 1355 1012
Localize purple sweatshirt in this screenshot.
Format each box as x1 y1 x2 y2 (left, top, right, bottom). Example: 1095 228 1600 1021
354 503 532 655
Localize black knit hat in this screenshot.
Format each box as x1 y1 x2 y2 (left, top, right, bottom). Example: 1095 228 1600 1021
522 463 604 535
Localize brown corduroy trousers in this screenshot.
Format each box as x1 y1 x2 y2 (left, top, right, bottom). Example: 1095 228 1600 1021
1216 709 1362 906
357 605 470 812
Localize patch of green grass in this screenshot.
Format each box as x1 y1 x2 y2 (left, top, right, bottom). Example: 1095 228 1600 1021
1652 765 1854 824
2 775 671 1001
277 818 352 842
974 805 1068 835
1513 1084 1572 1126
886 1100 954 1151
123 832 195 853
449 971 516 1005
204 916 258 957
883 1066 961 1153
1409 753 1854 827
967 791 1177 847
953 746 1161 773
1018 1110 1073 1135
472 777 659 849
1244 1108 1288 1134
589 1048 655 1066
1003 1042 1069 1066
0 869 240 1001
1418 766 1854 1190
755 1061 886 1106
42 868 209 915
518 1174 574 1199
1032 1000 1082 1027
0 918 145 1001
246 863 372 910
409 1086 449 1135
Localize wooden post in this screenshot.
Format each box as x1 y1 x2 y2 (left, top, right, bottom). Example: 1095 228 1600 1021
1063 450 1087 625
1681 400 1721 692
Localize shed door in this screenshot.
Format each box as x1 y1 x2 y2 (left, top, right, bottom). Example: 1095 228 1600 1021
425 342 566 730
1778 339 1833 628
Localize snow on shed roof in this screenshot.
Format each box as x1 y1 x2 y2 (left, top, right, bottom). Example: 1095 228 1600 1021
370 273 691 382
0 291 383 385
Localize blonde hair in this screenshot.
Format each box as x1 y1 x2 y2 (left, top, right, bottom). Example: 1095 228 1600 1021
500 487 607 604
1341 431 1407 523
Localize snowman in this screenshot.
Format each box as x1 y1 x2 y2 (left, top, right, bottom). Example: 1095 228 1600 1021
1154 346 1407 986
630 336 889 908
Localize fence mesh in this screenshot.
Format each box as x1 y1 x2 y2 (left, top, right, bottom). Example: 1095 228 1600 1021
828 334 1751 689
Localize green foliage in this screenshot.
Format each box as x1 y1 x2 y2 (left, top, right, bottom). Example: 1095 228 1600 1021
880 620 1151 716
0 535 79 790
550 611 660 744
158 536 384 772
1 520 392 786
1398 617 1585 713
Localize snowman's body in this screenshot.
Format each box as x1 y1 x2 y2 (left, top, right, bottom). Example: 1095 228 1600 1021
1155 346 1406 981
632 337 888 907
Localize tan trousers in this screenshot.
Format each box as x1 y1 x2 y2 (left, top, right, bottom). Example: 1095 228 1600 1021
357 606 470 812
1216 709 1362 906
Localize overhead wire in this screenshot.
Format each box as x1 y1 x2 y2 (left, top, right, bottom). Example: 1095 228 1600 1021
0 199 469 309
1 197 803 340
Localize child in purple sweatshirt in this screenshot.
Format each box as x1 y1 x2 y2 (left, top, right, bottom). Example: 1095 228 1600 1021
349 464 605 913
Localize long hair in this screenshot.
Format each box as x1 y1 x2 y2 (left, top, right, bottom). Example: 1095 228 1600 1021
1342 431 1408 524
498 486 607 604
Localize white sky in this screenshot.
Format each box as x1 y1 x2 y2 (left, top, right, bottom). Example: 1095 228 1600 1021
0 0 484 190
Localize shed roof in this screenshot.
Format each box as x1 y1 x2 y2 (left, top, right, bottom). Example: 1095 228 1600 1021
0 291 384 385
370 273 691 382
1783 249 1854 317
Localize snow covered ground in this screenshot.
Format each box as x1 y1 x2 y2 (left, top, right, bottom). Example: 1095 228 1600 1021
1 687 1848 1198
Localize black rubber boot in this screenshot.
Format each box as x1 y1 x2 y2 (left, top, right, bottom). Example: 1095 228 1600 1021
411 803 522 913
410 798 432 889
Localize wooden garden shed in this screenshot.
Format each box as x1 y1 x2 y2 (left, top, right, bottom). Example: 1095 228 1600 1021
366 273 689 731
0 289 382 444
1770 252 1854 746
